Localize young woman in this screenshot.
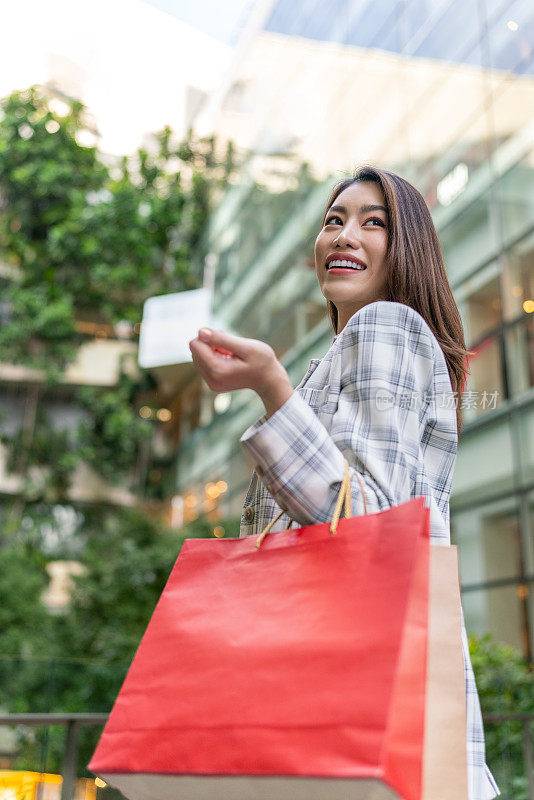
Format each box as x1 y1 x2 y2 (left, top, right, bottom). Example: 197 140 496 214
189 165 500 800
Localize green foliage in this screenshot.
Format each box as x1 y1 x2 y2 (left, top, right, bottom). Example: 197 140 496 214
0 85 307 783
0 85 236 488
0 505 235 774
76 371 152 484
470 634 534 799
0 541 58 774
0 544 52 663
0 88 234 374
5 407 78 501
471 634 534 715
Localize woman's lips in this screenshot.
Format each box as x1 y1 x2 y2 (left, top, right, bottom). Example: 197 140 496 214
326 267 367 274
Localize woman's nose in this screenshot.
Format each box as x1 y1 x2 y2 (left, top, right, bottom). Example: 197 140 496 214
334 223 362 248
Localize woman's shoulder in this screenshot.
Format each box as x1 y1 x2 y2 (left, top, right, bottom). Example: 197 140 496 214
339 301 439 359
344 300 432 332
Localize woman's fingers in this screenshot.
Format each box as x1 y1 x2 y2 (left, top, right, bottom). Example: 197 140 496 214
189 337 247 392
189 328 279 394
198 328 251 360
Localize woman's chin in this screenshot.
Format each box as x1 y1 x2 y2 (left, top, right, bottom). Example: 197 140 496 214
324 291 366 307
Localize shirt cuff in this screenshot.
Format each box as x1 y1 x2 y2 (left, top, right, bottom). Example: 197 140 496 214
240 391 345 513
240 390 309 458
239 392 300 446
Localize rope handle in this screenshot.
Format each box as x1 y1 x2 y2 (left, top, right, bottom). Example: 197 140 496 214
256 458 367 549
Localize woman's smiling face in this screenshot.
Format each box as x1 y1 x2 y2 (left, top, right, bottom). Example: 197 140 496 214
314 180 389 332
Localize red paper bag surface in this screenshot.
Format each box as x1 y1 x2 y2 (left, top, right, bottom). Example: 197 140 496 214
90 497 430 800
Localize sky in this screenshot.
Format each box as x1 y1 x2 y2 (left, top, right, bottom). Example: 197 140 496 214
0 0 237 155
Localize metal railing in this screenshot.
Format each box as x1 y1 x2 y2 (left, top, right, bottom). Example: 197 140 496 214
0 713 108 800
1 710 534 800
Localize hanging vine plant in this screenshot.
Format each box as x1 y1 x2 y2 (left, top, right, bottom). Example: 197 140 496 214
75 370 154 485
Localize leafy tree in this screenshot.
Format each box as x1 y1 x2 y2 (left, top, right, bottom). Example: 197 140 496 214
0 85 236 487
470 634 534 800
0 88 235 376
0 85 240 775
5 507 240 775
76 371 153 485
0 545 53 709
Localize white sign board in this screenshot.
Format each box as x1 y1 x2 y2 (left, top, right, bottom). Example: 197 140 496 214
138 288 214 369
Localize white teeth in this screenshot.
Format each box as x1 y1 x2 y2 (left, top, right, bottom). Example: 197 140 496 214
327 259 366 270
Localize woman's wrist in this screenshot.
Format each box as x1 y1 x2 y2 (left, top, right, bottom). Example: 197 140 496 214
255 365 294 419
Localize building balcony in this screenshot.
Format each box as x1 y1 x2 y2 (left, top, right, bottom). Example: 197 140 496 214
0 338 139 388
0 442 138 507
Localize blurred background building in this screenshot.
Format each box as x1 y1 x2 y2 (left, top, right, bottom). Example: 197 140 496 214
158 0 534 658
1 0 532 791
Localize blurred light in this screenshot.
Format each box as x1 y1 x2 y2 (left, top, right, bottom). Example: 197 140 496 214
216 480 228 493
95 778 107 788
512 285 523 297
517 584 529 599
76 129 97 148
170 495 183 528
206 483 220 500
45 119 60 134
139 405 153 419
114 320 133 339
87 189 113 206
156 408 172 422
436 163 468 207
214 393 231 414
48 98 70 118
185 493 198 507
507 20 518 31
213 526 225 538
18 124 33 140
523 300 534 313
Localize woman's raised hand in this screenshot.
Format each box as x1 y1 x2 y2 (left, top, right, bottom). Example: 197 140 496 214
188 328 294 418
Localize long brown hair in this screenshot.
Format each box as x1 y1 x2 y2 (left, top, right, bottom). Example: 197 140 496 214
322 166 469 436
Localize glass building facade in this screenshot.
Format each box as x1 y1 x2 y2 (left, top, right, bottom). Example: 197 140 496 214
175 0 534 658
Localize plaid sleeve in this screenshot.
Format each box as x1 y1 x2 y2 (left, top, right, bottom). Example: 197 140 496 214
240 301 441 526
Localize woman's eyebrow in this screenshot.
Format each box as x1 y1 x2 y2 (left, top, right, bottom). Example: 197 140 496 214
327 203 388 214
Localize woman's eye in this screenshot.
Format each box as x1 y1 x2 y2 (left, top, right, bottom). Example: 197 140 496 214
325 215 342 226
364 217 386 227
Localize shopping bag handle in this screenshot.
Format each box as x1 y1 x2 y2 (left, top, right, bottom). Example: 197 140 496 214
256 458 367 548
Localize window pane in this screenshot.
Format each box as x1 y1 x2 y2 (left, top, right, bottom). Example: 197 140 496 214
464 274 502 342
457 271 506 419
501 232 534 396
503 231 534 316
505 319 534 397
497 156 534 249
465 337 506 417
452 497 521 585
412 0 480 63
439 190 499 281
453 416 515 497
462 585 526 652
485 0 534 75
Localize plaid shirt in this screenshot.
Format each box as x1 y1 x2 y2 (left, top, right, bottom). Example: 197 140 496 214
240 301 500 800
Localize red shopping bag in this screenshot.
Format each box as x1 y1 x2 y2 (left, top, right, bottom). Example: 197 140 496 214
89 493 433 800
